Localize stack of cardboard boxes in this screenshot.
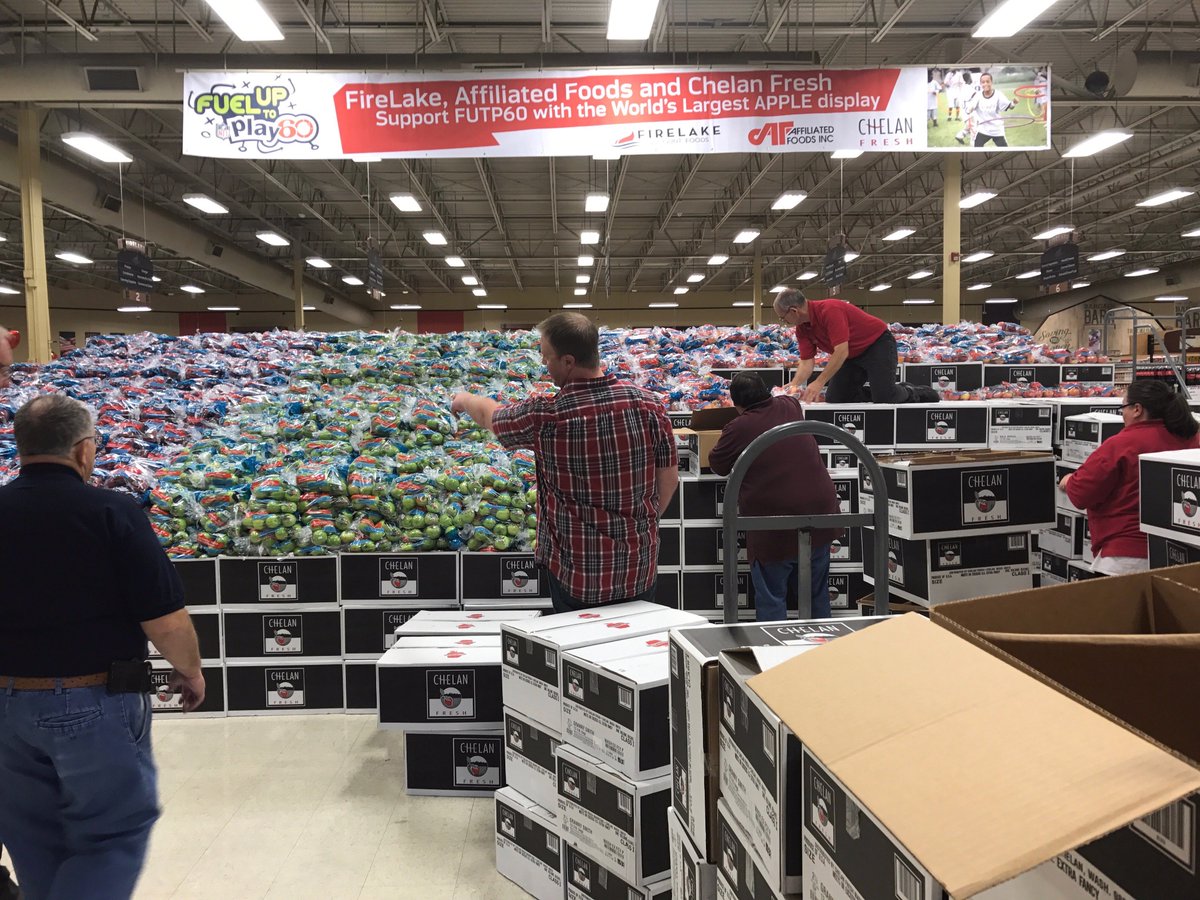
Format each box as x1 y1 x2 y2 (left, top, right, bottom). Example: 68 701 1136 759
1140 447 1200 567
495 601 707 900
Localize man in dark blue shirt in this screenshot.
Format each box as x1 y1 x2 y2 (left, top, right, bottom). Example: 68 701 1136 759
0 395 205 900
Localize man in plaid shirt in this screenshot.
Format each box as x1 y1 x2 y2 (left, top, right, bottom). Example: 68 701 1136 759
452 313 678 611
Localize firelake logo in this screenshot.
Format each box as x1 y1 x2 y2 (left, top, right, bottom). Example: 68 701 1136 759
189 77 319 154
616 124 721 148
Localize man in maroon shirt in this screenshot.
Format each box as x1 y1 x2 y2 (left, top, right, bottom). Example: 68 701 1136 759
451 313 678 612
775 289 931 404
708 373 840 619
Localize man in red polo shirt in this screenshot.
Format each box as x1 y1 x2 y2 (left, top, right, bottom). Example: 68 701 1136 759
776 289 931 404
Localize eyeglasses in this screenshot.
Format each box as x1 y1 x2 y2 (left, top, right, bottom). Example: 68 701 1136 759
73 433 99 446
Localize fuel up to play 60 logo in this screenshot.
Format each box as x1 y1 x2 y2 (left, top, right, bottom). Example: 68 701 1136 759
189 77 319 154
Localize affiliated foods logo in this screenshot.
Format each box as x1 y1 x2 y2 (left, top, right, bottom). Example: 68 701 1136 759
961 468 1010 525
381 558 418 596
189 77 319 154
748 120 833 147
1171 469 1200 532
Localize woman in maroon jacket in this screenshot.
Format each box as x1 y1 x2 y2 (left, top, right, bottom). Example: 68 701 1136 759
1062 380 1199 575
708 373 840 619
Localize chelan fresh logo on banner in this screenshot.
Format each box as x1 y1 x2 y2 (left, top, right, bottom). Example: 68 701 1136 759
265 669 305 708
188 77 319 155
834 412 864 438
262 615 303 654
453 737 501 788
150 670 181 710
427 668 476 719
1171 469 1200 534
886 539 905 586
258 562 297 600
383 611 416 649
926 409 957 441
380 558 418 597
502 557 539 596
961 468 1010 525
809 768 837 851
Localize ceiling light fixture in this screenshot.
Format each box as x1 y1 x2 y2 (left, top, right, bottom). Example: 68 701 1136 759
870 283 892 292
674 287 689 295
422 231 448 246
831 150 863 160
60 132 132 164
0 285 19 295
462 276 479 286
574 288 587 296
1016 269 1041 280
182 193 229 215
207 305 241 311
707 254 729 265
967 283 992 291
606 0 660 40
772 192 807 211
1063 131 1133 158
445 256 466 268
1156 295 1188 302
117 305 151 312
342 275 364 286
303 305 317 311
882 228 916 241
962 251 994 263
769 286 787 293
472 288 488 297
201 0 284 41
1071 281 1091 289
797 271 819 281
903 299 936 305
576 274 591 284
1087 249 1126 262
578 255 595 267
54 251 92 265
1137 189 1195 208
256 231 290 247
648 302 678 308
564 302 594 308
1032 225 1073 241
1183 227 1200 238
580 230 601 245
389 193 422 212
908 270 933 280
843 251 860 262
390 304 422 310
585 193 610 212
1125 267 1159 277
151 276 162 283
972 0 1059 37
959 191 998 209
180 285 205 294
732 301 754 307
478 303 507 309
985 297 1020 304
306 257 331 269
732 229 760 244
686 273 704 283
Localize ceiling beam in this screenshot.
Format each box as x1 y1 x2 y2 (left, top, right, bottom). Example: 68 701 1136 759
474 158 524 290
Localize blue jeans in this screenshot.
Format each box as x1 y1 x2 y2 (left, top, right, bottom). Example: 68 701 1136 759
752 544 832 621
547 571 659 614
0 685 159 900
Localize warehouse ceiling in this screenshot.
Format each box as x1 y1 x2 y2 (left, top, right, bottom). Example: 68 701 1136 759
0 0 1197 314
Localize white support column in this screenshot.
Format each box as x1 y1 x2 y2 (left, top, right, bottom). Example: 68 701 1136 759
942 155 962 324
18 104 51 363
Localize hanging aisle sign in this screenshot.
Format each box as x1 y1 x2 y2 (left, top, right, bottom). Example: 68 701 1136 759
182 65 1050 160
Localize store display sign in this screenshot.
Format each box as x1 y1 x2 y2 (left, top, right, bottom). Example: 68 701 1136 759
183 65 1051 159
1040 241 1080 286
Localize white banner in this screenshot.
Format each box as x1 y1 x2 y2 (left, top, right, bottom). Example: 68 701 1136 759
183 65 1050 159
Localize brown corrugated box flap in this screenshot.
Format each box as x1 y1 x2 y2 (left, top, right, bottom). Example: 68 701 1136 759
690 406 738 431
747 614 1200 898
876 450 1051 467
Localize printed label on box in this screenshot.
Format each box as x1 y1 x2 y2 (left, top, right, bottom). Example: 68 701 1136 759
427 668 477 719
453 736 502 787
961 468 1010 525
265 668 305 707
262 614 303 654
931 367 958 391
258 561 297 600
380 558 418 596
150 669 182 710
886 538 905 586
1172 468 1200 534
833 412 864 438
383 610 417 649
926 410 957 441
934 540 962 568
502 557 540 596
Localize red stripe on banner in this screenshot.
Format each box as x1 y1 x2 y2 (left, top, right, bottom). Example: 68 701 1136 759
332 69 903 153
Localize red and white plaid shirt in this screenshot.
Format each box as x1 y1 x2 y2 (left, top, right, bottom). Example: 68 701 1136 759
492 373 676 604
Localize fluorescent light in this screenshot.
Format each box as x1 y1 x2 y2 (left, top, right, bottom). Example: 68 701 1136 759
986 297 1020 304
732 229 760 244
207 306 241 311
606 0 659 40
870 284 892 292
445 256 466 268
1137 189 1195 208
60 132 132 164
306 257 332 269
1016 270 1041 280
707 254 729 265
1033 225 1073 240
389 193 421 212
732 301 754 307
423 231 448 246
256 231 289 247
797 271 819 281
180 285 205 294
648 302 678 308
578 255 595 267
0 235 6 242
674 287 689 295
772 192 807 211
55 251 92 265
1088 249 1126 262
576 275 591 285
903 299 936 305
574 288 588 296
973 0 1058 37
967 283 992 291
472 288 488 297
564 303 593 308
963 251 994 263
342 275 364 286
1183 228 1200 238
1125 267 1159 277
117 305 151 312
390 304 422 310
151 276 162 283
960 191 997 209
182 193 228 215
883 228 916 242
585 193 610 212
686 273 704 283
303 305 317 311
580 230 601 245
1156 295 1188 302
201 0 284 41
843 251 860 262
1063 131 1133 158
0 285 18 295
831 150 863 160
477 303 507 309
462 276 479 286
1071 281 1091 289
769 286 787 293
908 270 933 280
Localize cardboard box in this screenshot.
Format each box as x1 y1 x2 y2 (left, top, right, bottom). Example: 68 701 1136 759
662 484 682 521
828 526 864 571
1055 459 1082 513
860 451 1056 539
668 619 885 861
495 787 564 900
502 602 706 732
562 633 672 780
342 604 456 657
404 730 505 796
226 660 345 714
556 744 671 886
461 552 553 608
338 551 459 605
344 659 379 713
397 608 541 640
668 410 694 429
655 569 681 610
1061 362 1116 384
1045 398 1123 446
828 572 867 615
1140 449 1200 548
902 362 984 392
149 660 225 717
825 449 860 473
681 569 753 617
217 556 337 606
565 843 670 900
682 478 728 522
506 707 562 814
1040 511 1088 559
714 799 789 900
175 558 218 607
987 401 1055 452
1040 547 1070 585
669 807 717 900
221 607 342 659
1062 412 1125 464
710 368 788 390
659 523 682 568
801 404 896 449
863 528 1033 607
377 639 503 730
675 427 724 477
982 364 1062 388
893 403 990 451
149 609 221 661
830 471 859 514
747 615 1200 900
1068 560 1103 581
683 525 748 568
1148 535 1200 568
